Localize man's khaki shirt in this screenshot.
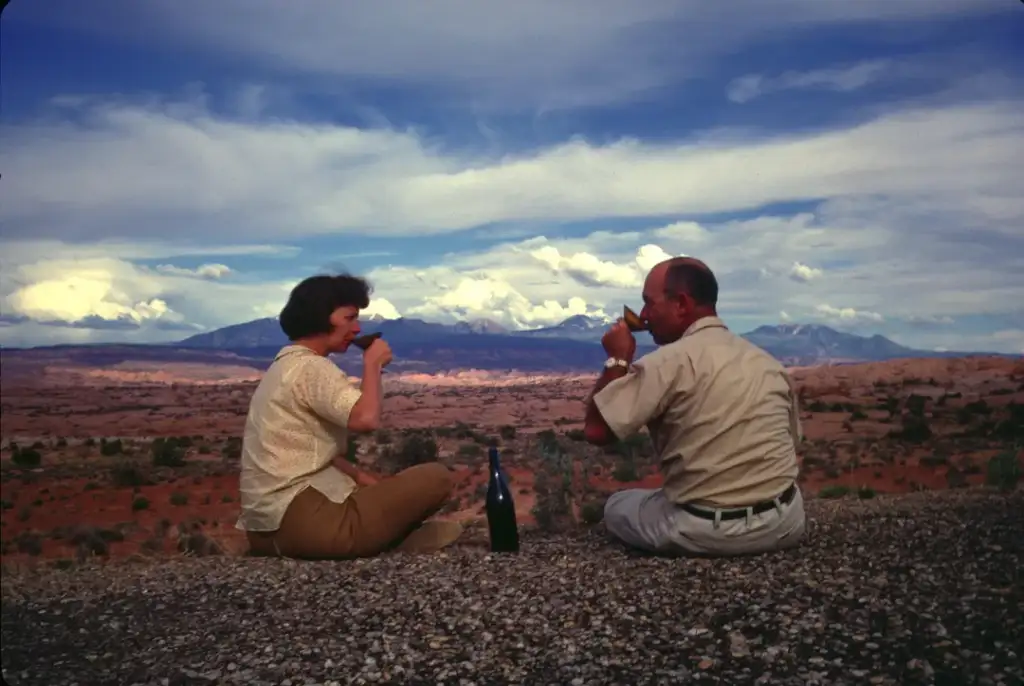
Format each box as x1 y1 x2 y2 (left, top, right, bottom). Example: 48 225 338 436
593 316 802 507
236 345 363 532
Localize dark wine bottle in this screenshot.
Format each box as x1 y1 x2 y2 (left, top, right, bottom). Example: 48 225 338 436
485 445 520 553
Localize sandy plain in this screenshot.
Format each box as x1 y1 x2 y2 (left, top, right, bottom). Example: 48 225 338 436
1 354 1021 566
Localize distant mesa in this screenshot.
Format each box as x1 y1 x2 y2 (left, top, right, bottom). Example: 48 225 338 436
1 314 1015 375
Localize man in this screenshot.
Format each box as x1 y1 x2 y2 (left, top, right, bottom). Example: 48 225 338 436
583 257 806 557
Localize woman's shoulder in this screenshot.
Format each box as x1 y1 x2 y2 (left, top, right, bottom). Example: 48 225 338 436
292 354 354 390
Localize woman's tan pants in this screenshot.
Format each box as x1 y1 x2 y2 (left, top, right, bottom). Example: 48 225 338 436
247 462 454 559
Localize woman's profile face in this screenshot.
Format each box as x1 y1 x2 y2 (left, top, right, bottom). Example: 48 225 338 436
327 306 361 353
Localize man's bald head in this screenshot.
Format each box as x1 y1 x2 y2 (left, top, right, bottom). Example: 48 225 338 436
649 257 718 309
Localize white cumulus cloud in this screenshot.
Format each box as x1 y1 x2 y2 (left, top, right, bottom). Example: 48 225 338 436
789 262 824 283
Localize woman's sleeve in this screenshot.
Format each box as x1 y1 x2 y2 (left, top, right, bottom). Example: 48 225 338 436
296 358 364 429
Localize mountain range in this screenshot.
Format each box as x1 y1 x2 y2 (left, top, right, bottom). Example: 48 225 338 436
1 314 1014 376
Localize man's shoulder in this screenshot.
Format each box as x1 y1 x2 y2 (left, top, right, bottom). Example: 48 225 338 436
635 339 692 372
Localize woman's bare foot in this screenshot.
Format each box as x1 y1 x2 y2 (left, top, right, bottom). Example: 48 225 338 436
394 520 464 554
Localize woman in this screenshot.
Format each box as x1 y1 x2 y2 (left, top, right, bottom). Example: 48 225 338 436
236 273 463 558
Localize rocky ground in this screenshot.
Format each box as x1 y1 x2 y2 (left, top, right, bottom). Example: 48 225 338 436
2 489 1022 686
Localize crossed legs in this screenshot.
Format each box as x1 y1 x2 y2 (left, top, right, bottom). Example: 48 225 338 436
248 462 460 559
603 486 807 557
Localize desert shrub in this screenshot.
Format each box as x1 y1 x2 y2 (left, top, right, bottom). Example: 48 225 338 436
178 531 223 556
565 429 586 442
221 437 242 460
986 451 1021 492
110 463 144 488
612 460 639 483
11 447 41 468
905 394 927 418
856 486 876 499
849 409 868 421
946 466 969 489
817 485 850 499
532 434 574 533
893 416 932 443
15 532 43 556
131 495 150 511
170 492 188 506
991 403 1024 441
964 400 992 416
536 429 559 452
458 443 483 458
69 525 123 561
580 499 606 525
99 438 123 456
499 425 516 441
380 433 439 473
151 437 186 467
198 444 212 455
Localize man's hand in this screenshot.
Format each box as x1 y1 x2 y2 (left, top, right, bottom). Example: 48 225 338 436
601 319 636 362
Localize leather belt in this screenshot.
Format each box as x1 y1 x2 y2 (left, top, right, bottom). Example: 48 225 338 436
681 483 797 521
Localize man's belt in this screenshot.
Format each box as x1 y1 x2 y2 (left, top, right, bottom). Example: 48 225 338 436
681 483 797 521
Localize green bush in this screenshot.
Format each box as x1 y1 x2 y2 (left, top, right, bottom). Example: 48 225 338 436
11 447 41 468
151 437 186 467
382 433 439 471
580 500 605 524
612 461 638 482
818 485 850 499
99 438 123 456
856 486 876 499
986 451 1021 492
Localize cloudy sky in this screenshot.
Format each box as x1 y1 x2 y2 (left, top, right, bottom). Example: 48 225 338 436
1 0 1022 353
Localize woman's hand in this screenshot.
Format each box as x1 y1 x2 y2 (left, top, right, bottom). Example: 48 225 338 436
363 338 393 369
337 457 381 487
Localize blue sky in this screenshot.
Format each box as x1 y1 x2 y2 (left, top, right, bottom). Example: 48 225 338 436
1 0 1022 353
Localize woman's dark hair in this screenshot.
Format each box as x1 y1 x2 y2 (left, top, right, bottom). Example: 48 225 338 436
279 273 372 340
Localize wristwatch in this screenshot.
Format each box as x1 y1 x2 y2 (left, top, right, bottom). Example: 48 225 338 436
604 357 629 370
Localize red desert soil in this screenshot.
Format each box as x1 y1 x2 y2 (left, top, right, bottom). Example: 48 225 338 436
1 355 1022 565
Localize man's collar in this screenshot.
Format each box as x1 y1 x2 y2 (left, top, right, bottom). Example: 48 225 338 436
683 315 728 338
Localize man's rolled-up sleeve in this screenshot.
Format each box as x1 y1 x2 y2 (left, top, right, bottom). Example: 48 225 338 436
298 359 364 429
592 349 682 440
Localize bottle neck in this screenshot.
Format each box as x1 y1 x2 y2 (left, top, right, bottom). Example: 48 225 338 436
488 449 501 474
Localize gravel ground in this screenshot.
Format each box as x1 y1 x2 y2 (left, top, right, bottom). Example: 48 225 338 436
3 488 1022 686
